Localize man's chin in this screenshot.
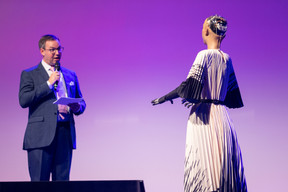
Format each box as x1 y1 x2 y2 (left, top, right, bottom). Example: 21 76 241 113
53 59 61 64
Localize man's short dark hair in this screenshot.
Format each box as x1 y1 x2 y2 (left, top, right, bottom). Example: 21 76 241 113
38 34 60 49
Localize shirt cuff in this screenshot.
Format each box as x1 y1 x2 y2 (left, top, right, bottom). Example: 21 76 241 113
47 81 53 89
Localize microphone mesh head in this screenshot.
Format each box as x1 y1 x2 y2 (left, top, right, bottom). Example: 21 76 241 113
55 62 61 71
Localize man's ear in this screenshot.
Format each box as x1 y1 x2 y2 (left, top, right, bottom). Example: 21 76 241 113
40 48 45 57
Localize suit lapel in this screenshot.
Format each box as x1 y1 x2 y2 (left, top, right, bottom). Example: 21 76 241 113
61 68 71 97
36 63 50 82
36 62 57 99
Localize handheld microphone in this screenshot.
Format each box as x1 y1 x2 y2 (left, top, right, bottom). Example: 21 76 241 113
54 61 61 90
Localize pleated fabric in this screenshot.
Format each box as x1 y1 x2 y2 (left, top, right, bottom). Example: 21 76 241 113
183 50 247 192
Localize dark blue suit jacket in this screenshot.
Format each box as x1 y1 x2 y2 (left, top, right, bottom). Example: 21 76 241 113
19 63 86 150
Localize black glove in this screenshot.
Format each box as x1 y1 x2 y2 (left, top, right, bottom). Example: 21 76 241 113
151 87 179 106
151 97 173 106
181 99 193 108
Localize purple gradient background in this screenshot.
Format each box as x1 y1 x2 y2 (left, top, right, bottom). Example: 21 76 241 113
0 0 287 191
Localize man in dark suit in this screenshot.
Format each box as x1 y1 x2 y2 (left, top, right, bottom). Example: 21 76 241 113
19 34 86 181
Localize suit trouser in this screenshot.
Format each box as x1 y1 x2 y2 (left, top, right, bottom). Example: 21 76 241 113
27 122 73 181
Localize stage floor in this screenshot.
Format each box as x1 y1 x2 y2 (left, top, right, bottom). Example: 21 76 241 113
0 180 145 192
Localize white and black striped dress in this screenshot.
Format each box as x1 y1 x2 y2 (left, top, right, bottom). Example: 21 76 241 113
183 49 247 192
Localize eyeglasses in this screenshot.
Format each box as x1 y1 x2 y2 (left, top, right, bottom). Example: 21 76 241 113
44 47 64 53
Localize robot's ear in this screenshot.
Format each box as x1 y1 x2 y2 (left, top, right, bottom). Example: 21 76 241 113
206 28 209 36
